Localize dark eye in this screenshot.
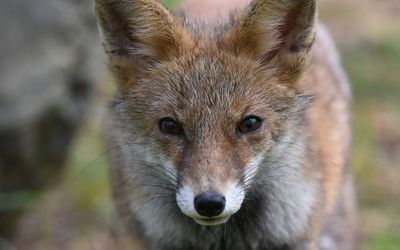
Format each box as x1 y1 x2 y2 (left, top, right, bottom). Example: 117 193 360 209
159 117 183 135
238 116 262 134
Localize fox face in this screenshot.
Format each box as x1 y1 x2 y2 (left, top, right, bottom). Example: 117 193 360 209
123 52 304 226
97 0 320 244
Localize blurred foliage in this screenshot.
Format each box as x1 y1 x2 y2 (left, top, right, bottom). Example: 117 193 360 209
65 122 112 216
347 38 400 248
345 39 400 103
366 233 400 250
162 0 181 9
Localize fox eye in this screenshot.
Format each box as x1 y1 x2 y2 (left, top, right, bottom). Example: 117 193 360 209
238 116 262 134
159 117 183 136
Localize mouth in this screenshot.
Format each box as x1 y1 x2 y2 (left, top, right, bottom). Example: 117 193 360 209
193 216 230 226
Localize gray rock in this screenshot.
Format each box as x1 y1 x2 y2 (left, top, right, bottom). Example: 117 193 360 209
0 0 103 237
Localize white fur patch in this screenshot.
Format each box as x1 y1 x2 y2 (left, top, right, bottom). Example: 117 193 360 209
176 184 197 218
176 182 245 225
244 153 265 186
222 182 245 216
175 153 266 224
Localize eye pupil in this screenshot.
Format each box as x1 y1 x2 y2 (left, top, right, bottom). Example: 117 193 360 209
245 119 255 128
159 118 183 135
238 116 262 134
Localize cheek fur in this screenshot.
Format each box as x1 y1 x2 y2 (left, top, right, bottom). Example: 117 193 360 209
223 182 245 215
154 136 185 171
243 153 266 187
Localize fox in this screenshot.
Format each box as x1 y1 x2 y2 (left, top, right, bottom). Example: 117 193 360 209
95 0 356 249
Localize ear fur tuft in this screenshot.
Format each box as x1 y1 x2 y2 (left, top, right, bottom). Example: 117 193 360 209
226 0 317 81
95 0 192 86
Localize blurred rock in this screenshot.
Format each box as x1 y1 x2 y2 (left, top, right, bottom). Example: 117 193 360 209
0 0 103 237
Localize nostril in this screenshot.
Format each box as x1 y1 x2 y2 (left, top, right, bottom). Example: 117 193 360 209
194 192 226 217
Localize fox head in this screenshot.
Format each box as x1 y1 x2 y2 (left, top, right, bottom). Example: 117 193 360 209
96 0 317 236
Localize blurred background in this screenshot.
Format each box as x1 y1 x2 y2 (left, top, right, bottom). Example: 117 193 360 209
0 0 399 249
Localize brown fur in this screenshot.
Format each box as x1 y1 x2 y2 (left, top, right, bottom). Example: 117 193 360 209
96 0 356 249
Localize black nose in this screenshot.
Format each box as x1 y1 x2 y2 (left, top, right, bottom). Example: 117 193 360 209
194 192 226 217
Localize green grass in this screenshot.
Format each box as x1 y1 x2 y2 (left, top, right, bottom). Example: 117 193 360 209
366 233 400 250
342 38 400 104
64 120 112 217
161 0 180 9
341 36 400 249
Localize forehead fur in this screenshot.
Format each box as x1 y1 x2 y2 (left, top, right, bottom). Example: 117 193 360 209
138 46 295 99
125 44 300 131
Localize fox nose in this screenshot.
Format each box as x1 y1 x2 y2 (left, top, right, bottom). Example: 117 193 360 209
194 192 226 217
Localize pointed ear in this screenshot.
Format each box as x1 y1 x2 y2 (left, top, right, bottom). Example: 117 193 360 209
95 0 192 84
226 0 316 81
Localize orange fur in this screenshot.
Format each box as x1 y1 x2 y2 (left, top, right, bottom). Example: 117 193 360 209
96 0 356 249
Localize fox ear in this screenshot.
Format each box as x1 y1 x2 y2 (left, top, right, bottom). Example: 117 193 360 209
226 0 316 81
95 0 191 84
